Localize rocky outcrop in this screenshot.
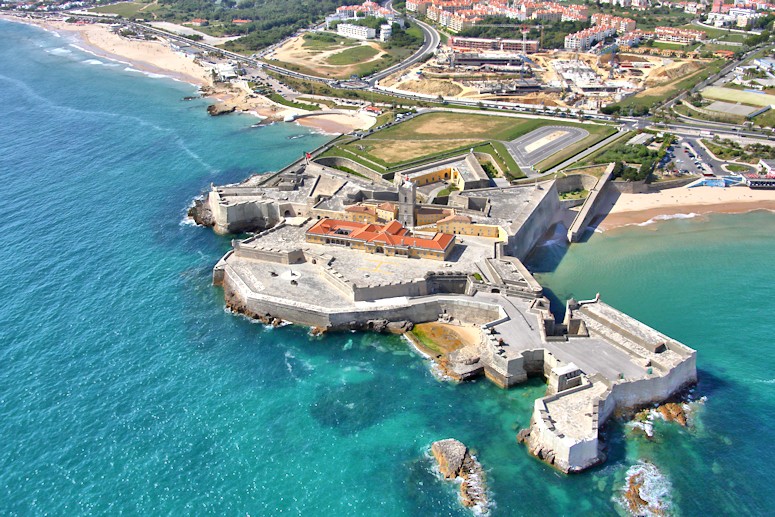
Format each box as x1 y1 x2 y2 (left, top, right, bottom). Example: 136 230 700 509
431 439 489 513
207 103 236 116
188 197 214 227
620 462 672 516
656 402 687 427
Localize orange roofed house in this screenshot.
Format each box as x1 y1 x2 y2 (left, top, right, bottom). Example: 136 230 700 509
306 219 456 260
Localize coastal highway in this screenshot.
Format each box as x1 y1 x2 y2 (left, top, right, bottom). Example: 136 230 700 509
365 15 441 86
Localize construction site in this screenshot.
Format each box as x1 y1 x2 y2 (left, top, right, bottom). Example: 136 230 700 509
379 36 714 110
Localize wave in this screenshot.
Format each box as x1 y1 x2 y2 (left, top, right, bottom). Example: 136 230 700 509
45 47 72 56
617 461 673 516
753 378 775 384
636 213 699 227
123 66 168 80
82 58 113 66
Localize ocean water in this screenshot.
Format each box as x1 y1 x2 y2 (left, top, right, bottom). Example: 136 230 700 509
1 19 774 516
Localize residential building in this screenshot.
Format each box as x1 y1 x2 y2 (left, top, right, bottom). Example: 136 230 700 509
305 219 456 260
337 23 377 40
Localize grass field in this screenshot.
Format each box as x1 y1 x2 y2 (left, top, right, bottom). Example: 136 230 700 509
702 86 775 106
89 0 164 18
615 60 725 113
753 108 775 128
301 33 357 51
324 113 612 177
326 45 380 66
673 103 746 124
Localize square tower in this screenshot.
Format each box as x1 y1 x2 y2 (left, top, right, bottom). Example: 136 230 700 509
397 179 416 228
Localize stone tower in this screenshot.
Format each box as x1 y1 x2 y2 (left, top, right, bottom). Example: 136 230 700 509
397 178 416 228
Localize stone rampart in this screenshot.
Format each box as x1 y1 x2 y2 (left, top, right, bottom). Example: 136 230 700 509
567 164 615 243
221 261 503 329
507 182 562 260
313 157 388 184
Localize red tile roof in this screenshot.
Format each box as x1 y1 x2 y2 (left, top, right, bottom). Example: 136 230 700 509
307 219 454 251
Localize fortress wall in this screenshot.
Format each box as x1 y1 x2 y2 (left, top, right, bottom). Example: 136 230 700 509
233 246 305 265
555 174 597 194
508 183 562 260
320 266 356 299
314 157 387 184
567 165 615 243
209 191 277 233
527 381 601 473
223 264 503 329
607 354 697 409
351 278 428 301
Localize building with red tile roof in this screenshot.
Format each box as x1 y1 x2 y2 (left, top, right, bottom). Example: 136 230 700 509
306 219 456 260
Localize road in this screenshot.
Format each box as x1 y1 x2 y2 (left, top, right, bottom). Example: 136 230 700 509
365 15 441 85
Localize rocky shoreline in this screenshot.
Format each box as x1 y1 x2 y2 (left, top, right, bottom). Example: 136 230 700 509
431 439 489 513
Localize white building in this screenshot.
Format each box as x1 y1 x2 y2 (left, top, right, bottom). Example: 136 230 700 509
337 23 377 40
380 24 392 42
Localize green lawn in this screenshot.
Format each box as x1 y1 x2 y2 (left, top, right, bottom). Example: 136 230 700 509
653 41 692 50
267 94 320 111
615 60 725 113
702 86 775 106
324 112 611 176
89 0 164 18
753 108 775 128
326 45 380 65
577 131 635 167
302 33 357 51
726 163 751 172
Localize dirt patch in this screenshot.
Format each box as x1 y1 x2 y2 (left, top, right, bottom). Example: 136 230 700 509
411 322 482 355
645 60 703 87
394 78 463 96
270 34 386 79
402 113 511 138
359 138 483 162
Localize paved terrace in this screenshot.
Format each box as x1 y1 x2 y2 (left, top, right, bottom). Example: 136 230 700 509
236 222 497 288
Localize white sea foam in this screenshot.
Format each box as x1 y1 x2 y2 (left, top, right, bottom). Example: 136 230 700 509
636 213 699 227
753 378 775 384
617 461 673 516
46 47 72 56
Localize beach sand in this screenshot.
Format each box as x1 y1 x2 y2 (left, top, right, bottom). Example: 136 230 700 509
1 14 374 134
598 186 775 230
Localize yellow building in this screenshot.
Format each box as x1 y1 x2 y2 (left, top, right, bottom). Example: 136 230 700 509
415 207 454 226
436 214 504 240
342 204 379 224
376 202 398 222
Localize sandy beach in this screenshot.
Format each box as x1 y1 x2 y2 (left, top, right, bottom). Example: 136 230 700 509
1 14 374 134
597 185 775 230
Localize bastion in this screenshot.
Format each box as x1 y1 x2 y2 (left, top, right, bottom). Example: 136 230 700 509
198 160 697 474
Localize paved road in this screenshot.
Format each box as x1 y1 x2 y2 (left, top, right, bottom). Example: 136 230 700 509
543 129 626 176
366 16 441 85
504 126 589 175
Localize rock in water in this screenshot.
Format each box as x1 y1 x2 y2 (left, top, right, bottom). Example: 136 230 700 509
431 439 489 514
656 402 687 426
207 103 236 116
620 461 672 516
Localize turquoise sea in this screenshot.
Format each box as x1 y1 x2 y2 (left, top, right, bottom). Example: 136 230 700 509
1 19 774 515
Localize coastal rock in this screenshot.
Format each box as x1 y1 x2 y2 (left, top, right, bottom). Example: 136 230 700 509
620 461 672 516
188 197 214 227
431 439 489 513
516 428 531 444
309 326 327 337
386 320 414 334
207 103 236 116
656 402 687 427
